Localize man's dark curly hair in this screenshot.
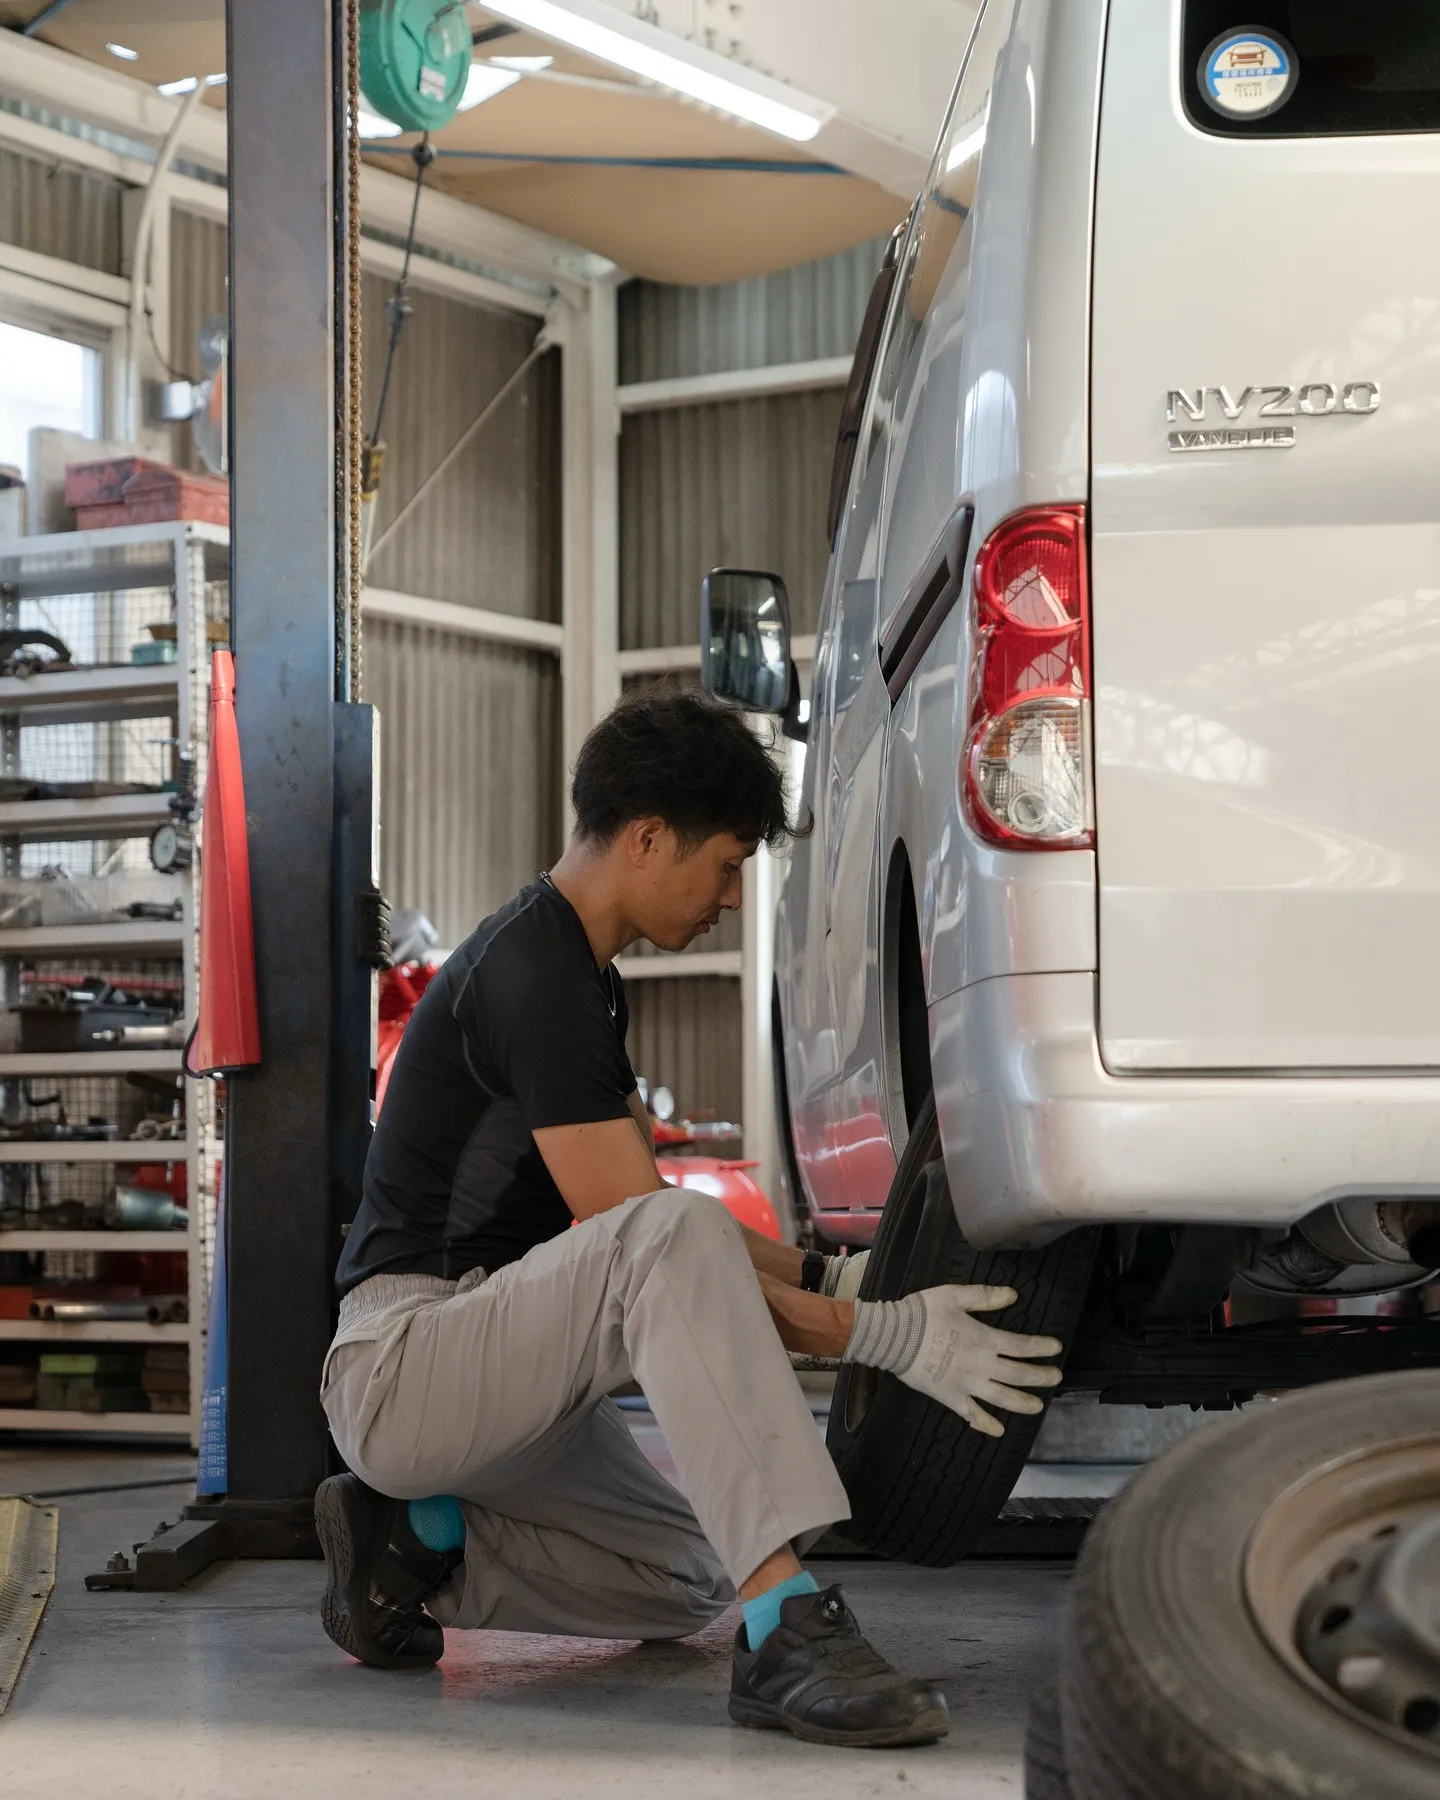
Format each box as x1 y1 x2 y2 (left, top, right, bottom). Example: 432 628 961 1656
572 689 792 851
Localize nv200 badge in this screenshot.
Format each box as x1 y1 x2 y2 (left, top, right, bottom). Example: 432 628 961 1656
1164 383 1380 453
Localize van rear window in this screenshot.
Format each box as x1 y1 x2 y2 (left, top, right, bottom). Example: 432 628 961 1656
1183 3 1440 136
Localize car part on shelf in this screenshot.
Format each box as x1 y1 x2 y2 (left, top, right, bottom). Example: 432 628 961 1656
28 1295 187 1323
17 982 176 1054
104 1187 187 1230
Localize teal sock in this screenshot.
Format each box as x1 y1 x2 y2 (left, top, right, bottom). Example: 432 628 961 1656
742 1570 819 1651
407 1494 464 1553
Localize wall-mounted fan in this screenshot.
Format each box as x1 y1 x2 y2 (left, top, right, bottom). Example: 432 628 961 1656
154 315 227 476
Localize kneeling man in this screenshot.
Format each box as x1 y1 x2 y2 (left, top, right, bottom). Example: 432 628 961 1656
317 690 1060 1748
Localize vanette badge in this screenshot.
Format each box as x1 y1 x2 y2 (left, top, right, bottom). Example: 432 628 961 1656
1164 383 1380 454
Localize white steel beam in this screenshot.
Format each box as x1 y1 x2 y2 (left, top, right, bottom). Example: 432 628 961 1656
0 261 125 333
617 635 815 676
0 241 129 311
589 275 621 727
362 587 563 652
617 356 851 414
359 233 551 318
557 290 595 826
742 846 782 1225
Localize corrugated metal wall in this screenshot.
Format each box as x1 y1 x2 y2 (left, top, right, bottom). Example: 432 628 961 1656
618 237 885 382
169 216 562 620
365 617 561 948
615 241 882 1125
0 143 122 275
361 274 560 621
620 389 842 649
168 208 563 946
626 976 744 1124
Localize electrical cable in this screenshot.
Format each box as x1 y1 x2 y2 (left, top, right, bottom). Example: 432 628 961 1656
368 135 435 452
143 299 186 382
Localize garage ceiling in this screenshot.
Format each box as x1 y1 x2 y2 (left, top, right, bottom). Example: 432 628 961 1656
0 0 912 282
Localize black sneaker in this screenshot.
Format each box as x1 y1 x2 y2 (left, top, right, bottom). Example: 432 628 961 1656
314 1473 463 1670
729 1584 950 1748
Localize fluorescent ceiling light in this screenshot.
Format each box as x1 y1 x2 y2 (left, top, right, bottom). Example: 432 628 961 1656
357 105 404 138
475 0 835 143
106 42 140 61
157 74 225 96
488 54 553 72
458 62 522 109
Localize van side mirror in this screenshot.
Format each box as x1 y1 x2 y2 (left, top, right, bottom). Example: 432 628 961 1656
700 568 804 737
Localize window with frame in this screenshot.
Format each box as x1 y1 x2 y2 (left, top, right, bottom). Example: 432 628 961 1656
0 316 102 480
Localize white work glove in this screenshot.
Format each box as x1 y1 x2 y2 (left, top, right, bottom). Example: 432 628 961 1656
843 1283 1062 1437
821 1249 869 1302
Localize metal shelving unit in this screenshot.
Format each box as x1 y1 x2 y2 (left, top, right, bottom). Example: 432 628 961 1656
0 1139 192 1164
0 520 226 1446
0 1408 185 1435
0 1320 189 1343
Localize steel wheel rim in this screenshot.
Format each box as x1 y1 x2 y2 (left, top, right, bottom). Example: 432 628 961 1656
1243 1432 1440 1757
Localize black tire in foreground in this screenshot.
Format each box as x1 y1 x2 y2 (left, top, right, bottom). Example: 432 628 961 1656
1060 1369 1440 1800
1024 1678 1074 1800
825 1092 1098 1564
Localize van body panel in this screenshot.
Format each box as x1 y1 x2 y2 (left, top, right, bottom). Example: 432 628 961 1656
778 0 1107 1220
932 972 1440 1247
1091 0 1440 1070
892 0 1107 1012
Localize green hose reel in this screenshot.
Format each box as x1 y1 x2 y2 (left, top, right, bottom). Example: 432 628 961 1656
359 0 472 135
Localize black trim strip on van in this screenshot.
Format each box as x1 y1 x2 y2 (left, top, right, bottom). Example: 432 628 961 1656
879 501 974 704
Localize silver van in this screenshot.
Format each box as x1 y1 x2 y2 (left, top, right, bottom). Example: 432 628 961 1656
702 0 1440 1561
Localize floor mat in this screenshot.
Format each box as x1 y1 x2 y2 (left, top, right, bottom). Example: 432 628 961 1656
0 1497 58 1715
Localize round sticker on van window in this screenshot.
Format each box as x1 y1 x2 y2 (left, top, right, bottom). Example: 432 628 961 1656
1200 28 1298 120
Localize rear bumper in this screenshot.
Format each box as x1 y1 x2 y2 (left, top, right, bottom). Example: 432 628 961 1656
931 972 1440 1247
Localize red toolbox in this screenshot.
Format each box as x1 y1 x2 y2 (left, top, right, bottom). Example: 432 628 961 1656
64 457 229 528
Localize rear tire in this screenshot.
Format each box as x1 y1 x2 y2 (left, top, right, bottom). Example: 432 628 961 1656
826 1093 1098 1564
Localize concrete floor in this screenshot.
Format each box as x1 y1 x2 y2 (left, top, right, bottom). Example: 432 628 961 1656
0 1417 1101 1800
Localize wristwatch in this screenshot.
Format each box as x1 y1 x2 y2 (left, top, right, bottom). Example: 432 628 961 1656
799 1249 827 1293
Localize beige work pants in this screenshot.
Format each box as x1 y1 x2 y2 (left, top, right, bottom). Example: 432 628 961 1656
320 1187 850 1640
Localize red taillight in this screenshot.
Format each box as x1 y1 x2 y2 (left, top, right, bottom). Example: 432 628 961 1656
963 505 1092 849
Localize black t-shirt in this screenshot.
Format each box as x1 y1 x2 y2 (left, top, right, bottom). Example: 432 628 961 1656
335 877 636 1294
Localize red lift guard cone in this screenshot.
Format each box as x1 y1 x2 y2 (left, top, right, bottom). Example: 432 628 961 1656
189 650 261 1072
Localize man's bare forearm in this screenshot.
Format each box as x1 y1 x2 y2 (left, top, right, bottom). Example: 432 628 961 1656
757 1271 853 1357
740 1223 806 1285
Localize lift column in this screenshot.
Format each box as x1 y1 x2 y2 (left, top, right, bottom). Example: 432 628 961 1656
223 0 342 1525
